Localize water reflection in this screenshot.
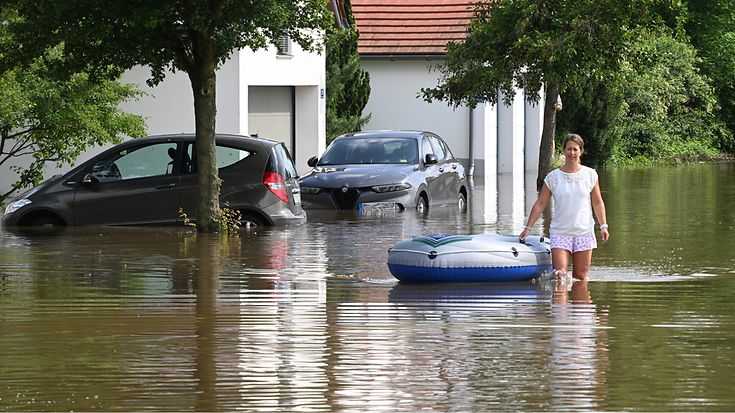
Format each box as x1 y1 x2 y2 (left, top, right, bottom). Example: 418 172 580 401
469 172 545 234
598 163 735 276
549 279 609 411
1 163 734 410
193 236 219 412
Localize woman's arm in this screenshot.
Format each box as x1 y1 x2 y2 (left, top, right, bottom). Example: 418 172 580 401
591 181 609 242
519 184 552 242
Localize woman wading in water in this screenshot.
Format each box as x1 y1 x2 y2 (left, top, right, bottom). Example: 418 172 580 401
519 134 609 280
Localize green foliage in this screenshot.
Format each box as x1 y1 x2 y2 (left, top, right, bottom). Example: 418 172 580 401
2 0 332 232
421 0 659 108
216 205 242 234
418 0 664 184
606 32 727 165
325 2 371 143
178 208 198 229
556 79 625 167
0 50 146 201
179 204 242 235
2 0 333 84
684 1 735 153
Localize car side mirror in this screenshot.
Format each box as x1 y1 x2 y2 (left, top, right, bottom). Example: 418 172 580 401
424 154 439 165
81 173 97 185
307 156 318 167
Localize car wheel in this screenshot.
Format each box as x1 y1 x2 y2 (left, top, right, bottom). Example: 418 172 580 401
241 212 267 228
25 215 64 228
416 195 428 215
458 192 467 212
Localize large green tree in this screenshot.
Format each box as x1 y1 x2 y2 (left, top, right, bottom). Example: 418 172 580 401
2 0 332 232
555 78 624 167
606 32 726 164
0 48 146 204
559 31 727 166
325 25 371 143
421 0 661 187
684 1 735 153
325 0 371 143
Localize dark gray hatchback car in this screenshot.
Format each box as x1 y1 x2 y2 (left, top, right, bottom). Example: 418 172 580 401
299 130 467 212
2 134 306 227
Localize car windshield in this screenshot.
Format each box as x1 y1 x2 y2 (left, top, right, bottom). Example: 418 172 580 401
317 138 419 166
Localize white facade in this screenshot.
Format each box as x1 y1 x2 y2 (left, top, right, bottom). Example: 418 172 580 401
120 42 326 175
359 57 544 180
0 42 326 196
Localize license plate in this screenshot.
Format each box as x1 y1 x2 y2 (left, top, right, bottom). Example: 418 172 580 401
293 192 301 205
359 201 397 215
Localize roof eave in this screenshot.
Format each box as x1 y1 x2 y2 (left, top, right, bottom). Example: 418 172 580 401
359 53 447 61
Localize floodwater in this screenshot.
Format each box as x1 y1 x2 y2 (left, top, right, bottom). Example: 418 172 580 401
1 163 734 411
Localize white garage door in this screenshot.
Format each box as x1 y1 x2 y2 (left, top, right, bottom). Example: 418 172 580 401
248 86 294 154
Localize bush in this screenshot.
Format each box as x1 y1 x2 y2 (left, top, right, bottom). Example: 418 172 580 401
606 32 729 164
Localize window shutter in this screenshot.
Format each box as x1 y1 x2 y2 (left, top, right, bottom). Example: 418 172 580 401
277 35 291 56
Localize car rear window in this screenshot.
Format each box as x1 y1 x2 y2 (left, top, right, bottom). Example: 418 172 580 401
318 138 419 165
270 144 298 180
217 146 253 169
182 142 254 173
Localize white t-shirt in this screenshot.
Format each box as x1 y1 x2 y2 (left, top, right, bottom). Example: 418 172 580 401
543 166 598 236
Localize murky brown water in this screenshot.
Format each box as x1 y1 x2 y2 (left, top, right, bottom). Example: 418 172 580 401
1 163 734 411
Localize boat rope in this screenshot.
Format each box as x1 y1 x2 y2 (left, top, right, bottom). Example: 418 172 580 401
388 248 550 256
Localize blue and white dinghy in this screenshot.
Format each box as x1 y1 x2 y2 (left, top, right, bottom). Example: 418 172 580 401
387 233 552 283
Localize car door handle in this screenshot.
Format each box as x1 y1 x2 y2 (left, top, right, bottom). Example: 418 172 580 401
156 183 176 189
452 164 457 169
439 168 445 172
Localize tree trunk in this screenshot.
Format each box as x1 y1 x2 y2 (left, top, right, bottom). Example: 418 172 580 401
189 34 220 233
537 82 559 189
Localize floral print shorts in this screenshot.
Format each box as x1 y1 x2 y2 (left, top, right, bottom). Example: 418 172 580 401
550 232 597 253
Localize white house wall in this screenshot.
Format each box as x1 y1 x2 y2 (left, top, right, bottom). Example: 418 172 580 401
0 42 326 195
360 58 544 181
118 57 242 137
360 59 470 161
240 44 326 173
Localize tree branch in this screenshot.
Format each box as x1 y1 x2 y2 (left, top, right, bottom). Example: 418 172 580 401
3 125 38 141
1 187 18 202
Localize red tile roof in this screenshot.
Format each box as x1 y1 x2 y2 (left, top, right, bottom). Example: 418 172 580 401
352 0 477 56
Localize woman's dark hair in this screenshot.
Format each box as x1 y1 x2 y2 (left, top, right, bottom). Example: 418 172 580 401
563 133 585 153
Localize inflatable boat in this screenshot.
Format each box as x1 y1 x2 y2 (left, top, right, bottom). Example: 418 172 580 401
387 233 552 283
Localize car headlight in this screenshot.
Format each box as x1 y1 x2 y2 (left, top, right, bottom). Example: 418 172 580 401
300 186 321 195
4 198 32 215
371 183 412 193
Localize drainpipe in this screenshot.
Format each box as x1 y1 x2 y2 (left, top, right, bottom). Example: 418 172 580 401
468 106 475 177
331 0 345 28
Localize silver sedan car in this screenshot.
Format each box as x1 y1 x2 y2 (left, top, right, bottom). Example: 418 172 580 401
298 130 467 213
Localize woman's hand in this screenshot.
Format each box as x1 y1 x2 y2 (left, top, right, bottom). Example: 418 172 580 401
519 227 530 243
601 227 610 243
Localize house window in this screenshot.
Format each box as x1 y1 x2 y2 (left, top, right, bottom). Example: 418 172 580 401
277 35 292 56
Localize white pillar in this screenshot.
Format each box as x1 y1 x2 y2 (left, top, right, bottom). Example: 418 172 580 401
482 101 498 223
497 87 525 228
467 101 499 222
294 86 323 175
524 87 544 172
497 88 525 174
473 101 497 179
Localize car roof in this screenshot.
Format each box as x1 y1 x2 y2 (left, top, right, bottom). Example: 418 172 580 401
133 133 282 147
336 130 429 140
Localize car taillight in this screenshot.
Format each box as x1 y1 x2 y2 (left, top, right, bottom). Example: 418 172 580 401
263 171 289 203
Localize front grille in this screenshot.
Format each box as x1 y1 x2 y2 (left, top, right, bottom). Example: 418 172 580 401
331 188 360 209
